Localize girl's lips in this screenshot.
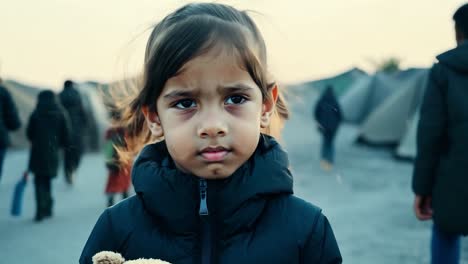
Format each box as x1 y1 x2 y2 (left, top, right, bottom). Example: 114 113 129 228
200 149 230 162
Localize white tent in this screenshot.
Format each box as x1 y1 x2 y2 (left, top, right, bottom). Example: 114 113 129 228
339 75 373 123
301 68 368 96
395 112 420 159
357 69 428 146
340 73 399 124
340 69 427 124
287 68 368 116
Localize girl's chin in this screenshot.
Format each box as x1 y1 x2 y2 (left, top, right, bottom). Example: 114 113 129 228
193 166 236 180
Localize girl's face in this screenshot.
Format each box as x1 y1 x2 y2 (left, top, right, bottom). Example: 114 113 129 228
145 46 276 179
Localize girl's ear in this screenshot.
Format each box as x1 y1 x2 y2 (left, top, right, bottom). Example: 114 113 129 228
142 106 164 137
260 85 279 128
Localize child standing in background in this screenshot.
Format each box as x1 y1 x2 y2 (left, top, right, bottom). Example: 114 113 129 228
81 3 341 263
104 109 131 207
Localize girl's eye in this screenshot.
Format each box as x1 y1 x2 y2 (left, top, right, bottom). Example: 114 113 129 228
174 99 196 109
225 95 246 105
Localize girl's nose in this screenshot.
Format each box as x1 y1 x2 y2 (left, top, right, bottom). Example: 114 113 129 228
198 115 228 139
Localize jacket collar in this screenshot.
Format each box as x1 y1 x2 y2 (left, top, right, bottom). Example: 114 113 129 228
132 134 293 237
436 42 468 73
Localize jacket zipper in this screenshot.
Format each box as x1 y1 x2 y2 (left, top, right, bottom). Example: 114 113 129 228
199 179 211 264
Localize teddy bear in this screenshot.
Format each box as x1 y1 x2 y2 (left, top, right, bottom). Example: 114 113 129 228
92 251 171 264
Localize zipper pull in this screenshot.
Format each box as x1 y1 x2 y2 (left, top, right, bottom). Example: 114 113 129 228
199 179 209 216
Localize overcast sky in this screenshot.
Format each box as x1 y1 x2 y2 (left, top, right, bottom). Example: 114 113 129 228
0 0 466 89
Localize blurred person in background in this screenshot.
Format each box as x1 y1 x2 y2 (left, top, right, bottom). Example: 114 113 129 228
103 108 131 207
314 85 342 171
412 3 468 264
0 77 21 182
59 80 87 185
27 90 71 222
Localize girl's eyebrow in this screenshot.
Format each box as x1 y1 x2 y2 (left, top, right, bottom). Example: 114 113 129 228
218 83 254 93
162 83 254 100
162 90 197 100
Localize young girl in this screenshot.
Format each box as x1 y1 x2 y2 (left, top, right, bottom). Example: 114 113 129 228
80 3 341 263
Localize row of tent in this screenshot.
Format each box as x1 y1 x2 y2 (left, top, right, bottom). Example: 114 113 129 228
4 80 110 151
291 67 429 160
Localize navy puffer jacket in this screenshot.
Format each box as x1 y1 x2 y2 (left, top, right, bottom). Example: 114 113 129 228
80 135 342 263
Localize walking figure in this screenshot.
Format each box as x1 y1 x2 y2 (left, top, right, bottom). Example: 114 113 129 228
27 90 71 222
0 77 21 182
413 4 468 264
59 80 87 185
314 85 342 171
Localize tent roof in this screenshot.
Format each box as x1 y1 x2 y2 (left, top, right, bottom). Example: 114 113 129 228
357 69 428 145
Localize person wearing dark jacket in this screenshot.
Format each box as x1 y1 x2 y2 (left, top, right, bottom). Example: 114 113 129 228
314 86 342 171
80 3 341 263
59 80 87 185
0 78 21 182
27 90 71 222
412 4 468 264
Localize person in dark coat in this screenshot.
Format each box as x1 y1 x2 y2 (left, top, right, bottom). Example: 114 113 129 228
27 90 71 222
314 86 342 170
412 4 468 264
80 3 341 263
0 77 21 182
59 80 87 185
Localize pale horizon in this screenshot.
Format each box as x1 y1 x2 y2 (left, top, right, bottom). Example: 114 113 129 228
1 0 466 89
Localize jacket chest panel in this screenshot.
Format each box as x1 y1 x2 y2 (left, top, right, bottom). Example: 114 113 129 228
123 223 299 264
446 75 468 121
218 229 299 264
124 229 196 263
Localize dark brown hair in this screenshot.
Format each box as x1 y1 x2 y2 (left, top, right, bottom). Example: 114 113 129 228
454 3 468 37
115 3 289 165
